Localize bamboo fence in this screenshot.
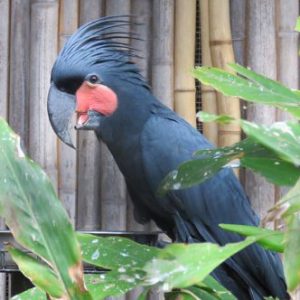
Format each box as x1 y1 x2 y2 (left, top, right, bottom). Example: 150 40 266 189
244 0 278 221
0 0 9 297
0 0 299 298
174 0 196 127
200 0 218 145
58 0 79 225
208 0 241 148
77 1 104 231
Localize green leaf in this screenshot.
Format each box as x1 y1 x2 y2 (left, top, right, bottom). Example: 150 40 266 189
284 214 300 291
143 238 255 291
8 246 65 298
11 288 47 300
78 233 160 269
86 272 144 300
137 288 151 300
79 234 234 299
241 121 300 166
0 119 91 299
197 111 236 124
201 276 236 300
79 234 160 298
159 138 300 193
165 289 202 300
219 224 284 253
170 277 237 300
295 16 300 32
267 179 300 291
193 65 300 119
264 179 300 225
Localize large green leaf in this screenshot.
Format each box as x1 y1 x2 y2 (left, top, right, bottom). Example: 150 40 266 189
79 234 160 297
11 288 47 300
159 138 300 193
241 121 300 166
143 238 255 291
0 119 91 299
7 246 64 298
219 224 284 253
79 234 237 298
193 64 300 119
86 272 144 300
78 233 160 269
284 215 300 291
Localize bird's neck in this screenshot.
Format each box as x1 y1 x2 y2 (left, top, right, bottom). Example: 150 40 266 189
97 84 155 148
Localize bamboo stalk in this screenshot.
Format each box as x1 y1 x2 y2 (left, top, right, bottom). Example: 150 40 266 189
76 0 105 230
208 0 241 148
0 0 9 120
126 2 153 299
29 1 59 189
131 0 152 79
57 0 79 225
0 1 9 298
8 1 31 295
151 0 175 109
245 0 277 221
104 4 130 300
174 0 196 127
276 2 299 297
276 0 299 120
9 0 30 151
79 0 104 24
100 1 131 237
230 0 247 66
106 0 131 16
127 0 152 233
200 0 218 145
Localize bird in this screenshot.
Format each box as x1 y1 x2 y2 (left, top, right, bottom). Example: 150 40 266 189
47 16 289 300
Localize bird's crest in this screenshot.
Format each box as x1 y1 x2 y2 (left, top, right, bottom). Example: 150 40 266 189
57 15 139 68
51 15 148 94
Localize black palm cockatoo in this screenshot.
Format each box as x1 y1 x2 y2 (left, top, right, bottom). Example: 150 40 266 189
47 16 289 299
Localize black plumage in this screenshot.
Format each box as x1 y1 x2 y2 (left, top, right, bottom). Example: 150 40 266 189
48 16 289 299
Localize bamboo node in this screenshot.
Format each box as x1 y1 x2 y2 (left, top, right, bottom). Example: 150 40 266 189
209 40 233 46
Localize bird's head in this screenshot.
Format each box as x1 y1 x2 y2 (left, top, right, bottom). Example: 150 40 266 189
48 15 145 148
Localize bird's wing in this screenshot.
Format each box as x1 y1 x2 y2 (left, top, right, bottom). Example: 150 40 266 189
140 109 258 236
140 109 288 299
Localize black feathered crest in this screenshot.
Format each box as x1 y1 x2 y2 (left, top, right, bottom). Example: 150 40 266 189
58 15 140 67
52 15 149 92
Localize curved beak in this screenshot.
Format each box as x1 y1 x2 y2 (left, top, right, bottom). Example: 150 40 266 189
47 83 76 149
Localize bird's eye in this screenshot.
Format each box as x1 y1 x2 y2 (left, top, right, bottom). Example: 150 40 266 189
88 74 99 84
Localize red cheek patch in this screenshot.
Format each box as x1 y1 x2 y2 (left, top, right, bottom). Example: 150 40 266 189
76 82 118 116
